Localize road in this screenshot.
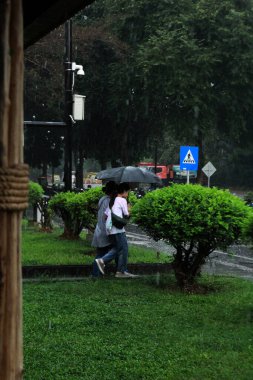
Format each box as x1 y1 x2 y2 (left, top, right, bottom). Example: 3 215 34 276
126 224 253 281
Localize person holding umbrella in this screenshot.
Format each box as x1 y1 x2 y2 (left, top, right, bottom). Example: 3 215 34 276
95 182 138 278
91 181 118 277
96 165 162 185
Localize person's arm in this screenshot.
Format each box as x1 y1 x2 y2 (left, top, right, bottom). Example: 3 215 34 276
121 198 129 217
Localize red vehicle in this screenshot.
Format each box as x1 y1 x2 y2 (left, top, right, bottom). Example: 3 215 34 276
137 162 171 185
137 162 197 186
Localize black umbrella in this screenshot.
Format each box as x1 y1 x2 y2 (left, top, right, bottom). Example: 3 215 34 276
96 166 162 184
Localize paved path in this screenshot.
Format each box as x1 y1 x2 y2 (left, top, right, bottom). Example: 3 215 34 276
126 224 253 281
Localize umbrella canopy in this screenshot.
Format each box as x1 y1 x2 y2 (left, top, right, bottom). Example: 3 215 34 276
96 166 162 184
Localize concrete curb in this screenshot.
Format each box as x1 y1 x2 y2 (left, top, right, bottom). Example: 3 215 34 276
22 263 173 278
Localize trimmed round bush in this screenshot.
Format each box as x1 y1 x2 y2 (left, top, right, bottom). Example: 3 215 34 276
28 181 53 231
28 181 44 206
132 184 250 288
49 187 103 239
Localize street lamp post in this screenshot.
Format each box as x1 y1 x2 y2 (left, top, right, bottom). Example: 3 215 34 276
64 20 73 191
64 20 84 191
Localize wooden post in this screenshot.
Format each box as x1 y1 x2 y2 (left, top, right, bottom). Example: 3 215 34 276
0 0 28 379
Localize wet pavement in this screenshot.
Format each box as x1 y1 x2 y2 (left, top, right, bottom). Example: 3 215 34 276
126 224 253 281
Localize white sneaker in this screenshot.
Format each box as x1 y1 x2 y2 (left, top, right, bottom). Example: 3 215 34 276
115 271 130 278
124 271 139 278
115 271 139 278
95 258 105 275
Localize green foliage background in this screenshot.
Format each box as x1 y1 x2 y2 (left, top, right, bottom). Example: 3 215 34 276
24 0 253 186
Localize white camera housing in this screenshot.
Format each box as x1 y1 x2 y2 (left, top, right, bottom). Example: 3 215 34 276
72 62 85 76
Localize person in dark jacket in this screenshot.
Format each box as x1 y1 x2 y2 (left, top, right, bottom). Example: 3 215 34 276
91 181 118 277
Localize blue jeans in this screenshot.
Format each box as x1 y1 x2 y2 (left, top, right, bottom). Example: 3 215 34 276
109 233 128 273
92 245 117 277
101 245 118 264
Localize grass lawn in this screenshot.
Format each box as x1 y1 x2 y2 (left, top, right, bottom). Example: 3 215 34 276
22 226 170 265
23 275 253 380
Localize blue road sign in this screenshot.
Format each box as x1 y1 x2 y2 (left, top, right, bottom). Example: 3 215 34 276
180 146 199 171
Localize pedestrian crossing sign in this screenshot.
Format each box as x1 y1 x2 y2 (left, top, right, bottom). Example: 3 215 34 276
180 146 199 171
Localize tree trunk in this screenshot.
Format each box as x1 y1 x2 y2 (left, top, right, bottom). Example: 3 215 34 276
51 166 55 184
0 1 28 378
38 198 53 232
75 150 84 189
32 204 37 222
172 247 199 289
42 162 48 185
173 245 210 290
99 160 107 170
58 211 82 239
61 227 81 240
196 130 205 185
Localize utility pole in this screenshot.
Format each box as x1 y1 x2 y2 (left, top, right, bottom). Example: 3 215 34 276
64 20 73 191
154 139 158 174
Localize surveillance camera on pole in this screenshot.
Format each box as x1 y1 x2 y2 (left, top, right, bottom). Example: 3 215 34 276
71 62 85 76
70 63 86 121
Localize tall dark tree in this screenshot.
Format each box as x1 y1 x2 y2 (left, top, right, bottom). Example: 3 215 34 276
77 0 253 184
24 27 65 178
135 0 253 181
24 128 64 178
24 0 253 187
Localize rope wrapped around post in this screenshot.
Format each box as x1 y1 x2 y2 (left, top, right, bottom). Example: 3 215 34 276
0 164 29 211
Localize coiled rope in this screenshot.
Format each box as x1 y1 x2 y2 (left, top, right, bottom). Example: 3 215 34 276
0 164 29 211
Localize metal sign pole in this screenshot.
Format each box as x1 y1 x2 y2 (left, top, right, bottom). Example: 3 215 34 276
202 162 216 188
180 146 199 185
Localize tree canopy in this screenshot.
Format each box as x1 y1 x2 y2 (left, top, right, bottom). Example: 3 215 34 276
24 0 253 186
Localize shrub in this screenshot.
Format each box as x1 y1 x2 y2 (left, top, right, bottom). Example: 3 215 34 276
28 181 53 231
128 190 138 206
28 181 44 206
242 209 253 243
48 187 103 239
132 184 250 288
